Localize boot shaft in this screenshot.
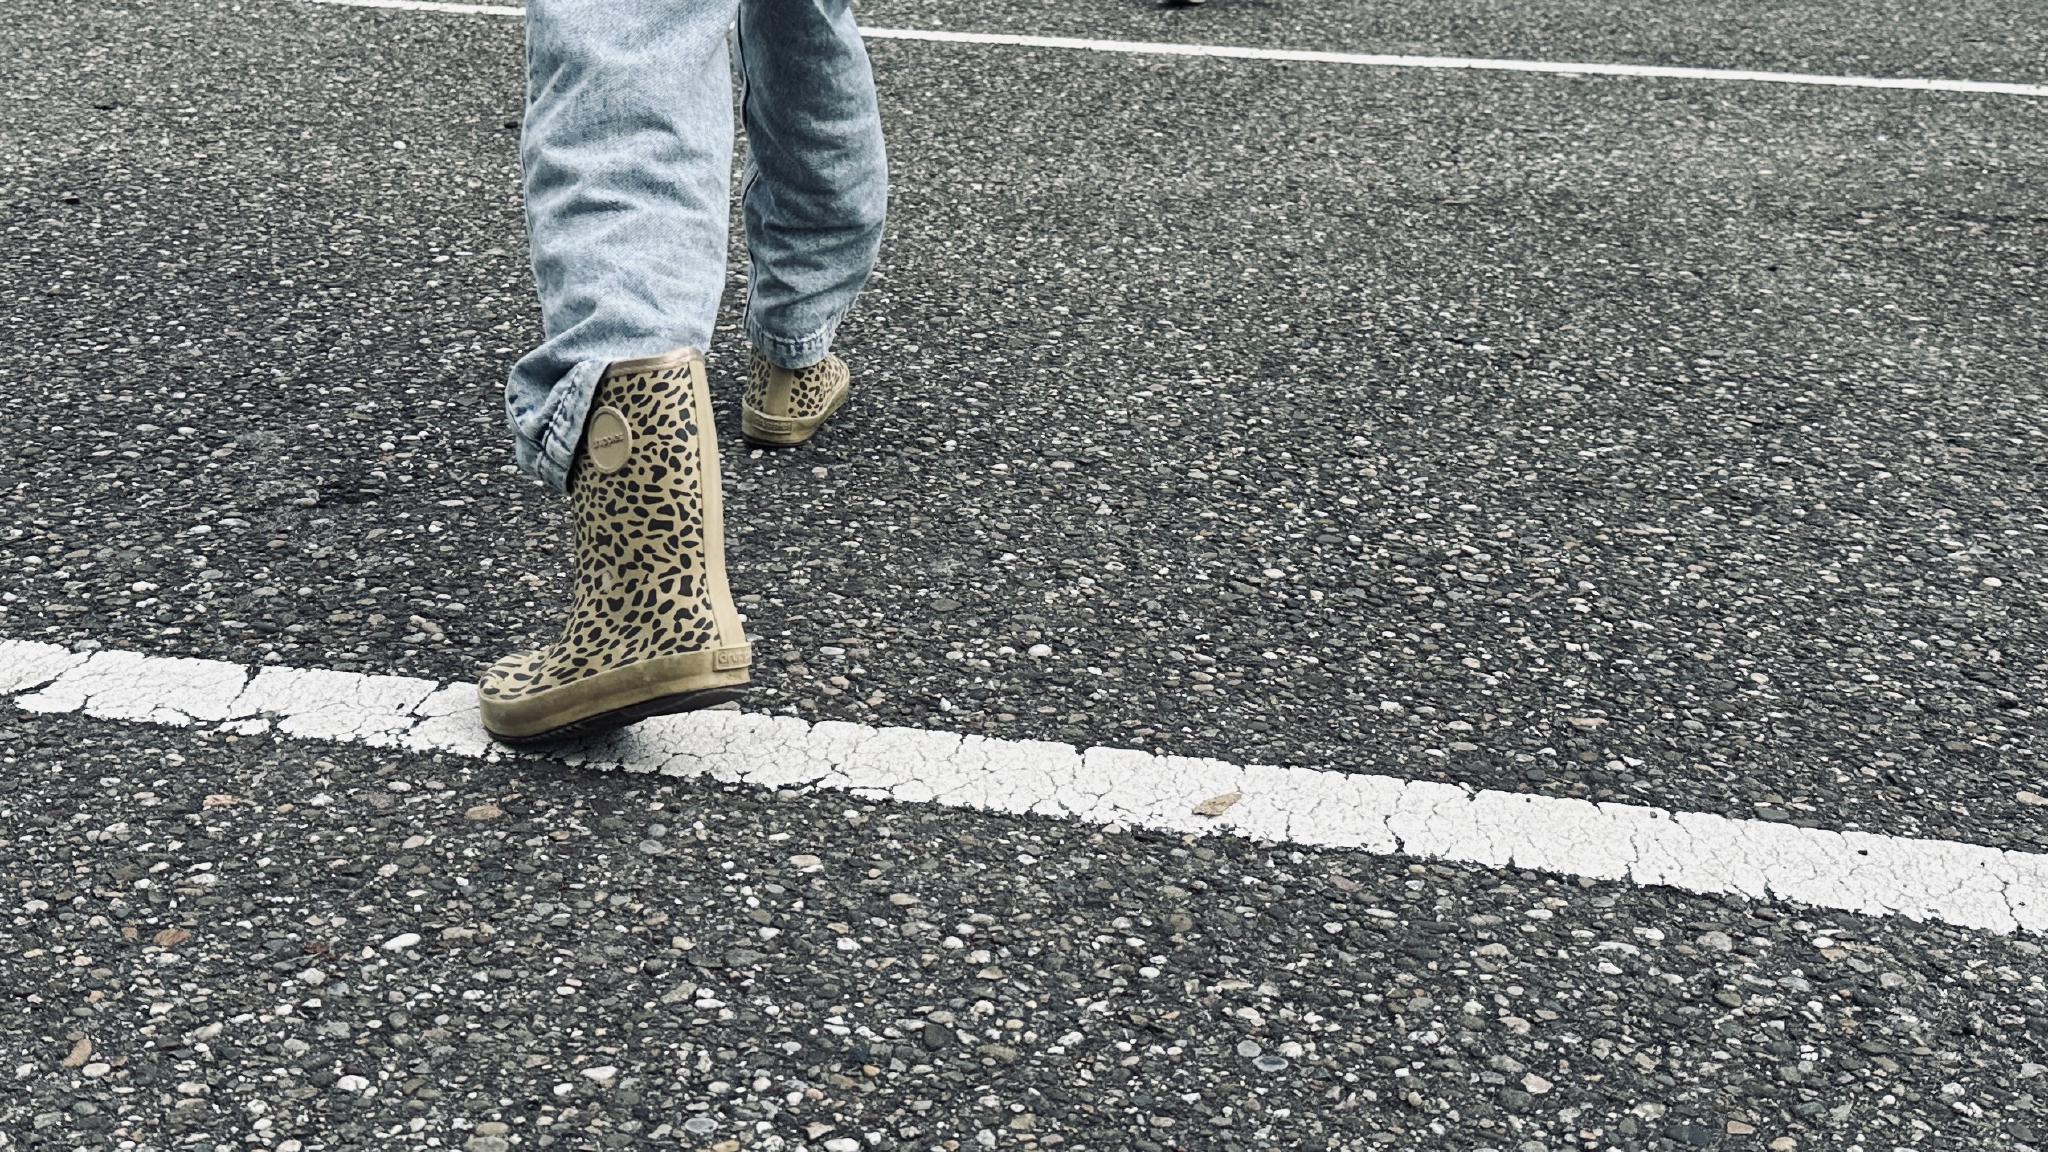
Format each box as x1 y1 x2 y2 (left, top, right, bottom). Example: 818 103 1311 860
567 348 747 659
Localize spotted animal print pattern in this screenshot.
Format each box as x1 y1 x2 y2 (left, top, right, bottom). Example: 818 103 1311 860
744 350 848 420
481 356 727 703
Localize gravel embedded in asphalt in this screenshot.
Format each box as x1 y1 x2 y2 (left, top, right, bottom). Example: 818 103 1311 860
0 0 2042 849
860 0 2048 84
3 710 2044 1148
2 2 2047 1144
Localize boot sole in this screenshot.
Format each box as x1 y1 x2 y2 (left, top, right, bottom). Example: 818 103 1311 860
487 684 748 748
740 388 849 448
481 648 752 746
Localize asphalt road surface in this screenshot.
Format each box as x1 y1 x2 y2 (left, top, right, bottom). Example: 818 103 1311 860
2 0 2045 1148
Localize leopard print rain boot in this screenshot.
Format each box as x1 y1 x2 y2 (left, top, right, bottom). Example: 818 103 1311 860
740 346 850 448
480 348 751 744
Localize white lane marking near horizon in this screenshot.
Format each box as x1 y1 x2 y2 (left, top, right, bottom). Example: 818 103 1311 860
5 638 2045 936
304 0 2048 99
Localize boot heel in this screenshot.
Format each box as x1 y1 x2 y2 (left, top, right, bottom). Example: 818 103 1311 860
741 349 850 447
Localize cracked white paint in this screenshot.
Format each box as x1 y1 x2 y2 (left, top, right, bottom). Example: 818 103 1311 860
3 637 2045 936
233 665 439 746
17 649 251 725
0 641 90 695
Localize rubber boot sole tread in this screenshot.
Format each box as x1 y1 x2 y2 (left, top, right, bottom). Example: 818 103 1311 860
741 388 849 448
486 684 748 747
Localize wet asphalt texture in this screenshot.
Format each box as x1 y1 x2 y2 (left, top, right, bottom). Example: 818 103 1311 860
1 0 2046 1145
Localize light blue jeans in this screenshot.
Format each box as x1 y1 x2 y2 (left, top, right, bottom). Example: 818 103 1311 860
509 0 888 491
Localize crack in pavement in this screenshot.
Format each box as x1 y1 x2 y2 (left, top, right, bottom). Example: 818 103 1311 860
4 637 2045 935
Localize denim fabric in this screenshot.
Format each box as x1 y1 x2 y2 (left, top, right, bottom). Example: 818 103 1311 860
508 0 888 492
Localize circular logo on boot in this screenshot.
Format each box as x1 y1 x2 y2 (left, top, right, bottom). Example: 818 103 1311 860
585 406 632 474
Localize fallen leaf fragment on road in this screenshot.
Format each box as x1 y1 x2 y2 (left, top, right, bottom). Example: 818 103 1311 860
1193 791 1242 817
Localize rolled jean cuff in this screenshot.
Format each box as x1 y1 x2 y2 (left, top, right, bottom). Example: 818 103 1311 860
510 357 605 494
745 316 838 370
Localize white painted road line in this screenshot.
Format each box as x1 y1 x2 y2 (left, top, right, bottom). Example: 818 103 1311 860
5 638 2045 935
304 0 2048 99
